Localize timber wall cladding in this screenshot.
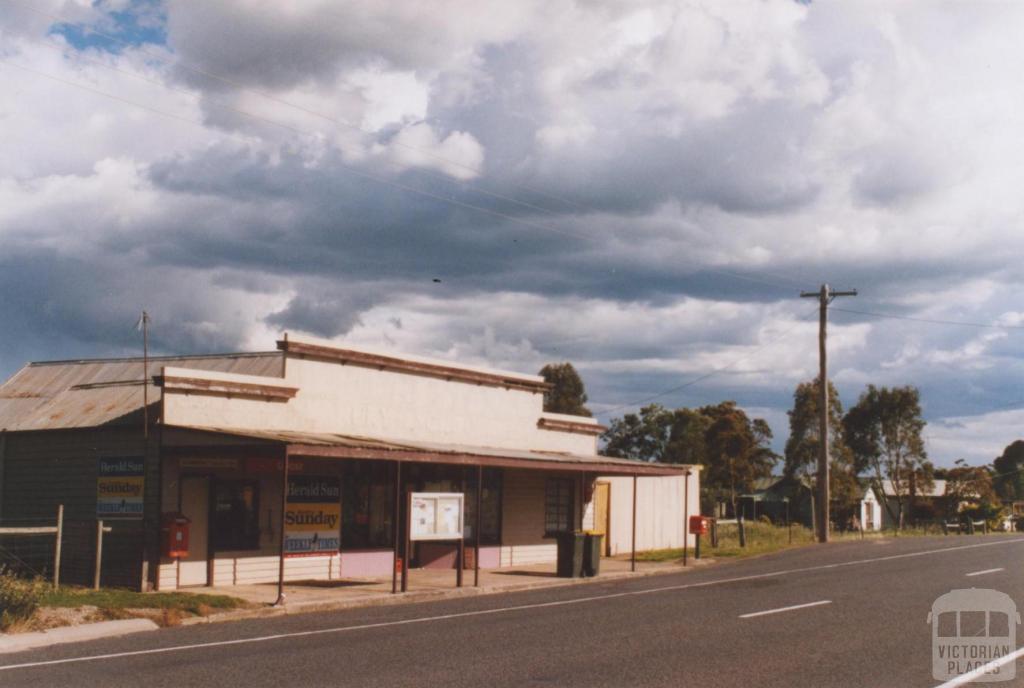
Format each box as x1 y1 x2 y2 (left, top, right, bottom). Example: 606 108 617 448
3 428 149 589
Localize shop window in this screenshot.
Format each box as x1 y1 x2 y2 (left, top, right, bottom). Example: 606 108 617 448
211 480 260 551
464 469 502 545
341 462 394 549
545 478 575 535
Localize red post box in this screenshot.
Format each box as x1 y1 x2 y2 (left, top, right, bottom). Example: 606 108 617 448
161 513 191 558
689 515 710 536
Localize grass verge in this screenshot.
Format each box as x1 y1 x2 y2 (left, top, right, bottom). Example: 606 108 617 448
633 522 1004 563
40 587 244 616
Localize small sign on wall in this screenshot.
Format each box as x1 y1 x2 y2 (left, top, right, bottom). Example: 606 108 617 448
409 492 464 541
284 476 341 557
97 457 144 518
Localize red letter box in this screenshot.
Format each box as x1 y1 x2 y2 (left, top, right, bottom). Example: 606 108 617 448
689 515 709 536
161 513 191 558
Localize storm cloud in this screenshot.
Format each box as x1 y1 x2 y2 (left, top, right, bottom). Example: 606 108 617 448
2 1 1024 465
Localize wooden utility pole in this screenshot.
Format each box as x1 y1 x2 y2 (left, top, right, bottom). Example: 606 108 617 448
800 284 856 543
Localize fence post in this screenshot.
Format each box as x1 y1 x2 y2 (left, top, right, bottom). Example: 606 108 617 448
53 504 64 589
94 520 104 590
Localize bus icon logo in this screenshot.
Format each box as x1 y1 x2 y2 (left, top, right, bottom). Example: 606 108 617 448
929 589 1020 682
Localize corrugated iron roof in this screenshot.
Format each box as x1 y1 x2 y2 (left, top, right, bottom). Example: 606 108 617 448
0 353 282 431
169 425 688 476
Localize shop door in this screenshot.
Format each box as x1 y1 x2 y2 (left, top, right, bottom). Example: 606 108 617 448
594 482 611 556
179 476 210 587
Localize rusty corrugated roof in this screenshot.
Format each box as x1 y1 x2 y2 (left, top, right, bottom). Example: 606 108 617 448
0 352 282 431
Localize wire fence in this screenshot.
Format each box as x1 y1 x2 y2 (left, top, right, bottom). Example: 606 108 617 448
0 508 120 589
0 514 58 582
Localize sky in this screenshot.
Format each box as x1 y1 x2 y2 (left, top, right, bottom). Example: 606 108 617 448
2 0 1023 467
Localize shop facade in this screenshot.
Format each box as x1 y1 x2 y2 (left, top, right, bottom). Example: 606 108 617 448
0 334 697 592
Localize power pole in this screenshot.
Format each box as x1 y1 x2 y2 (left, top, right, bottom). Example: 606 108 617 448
800 284 856 543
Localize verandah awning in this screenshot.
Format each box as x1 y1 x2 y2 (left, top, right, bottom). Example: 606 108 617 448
161 425 688 477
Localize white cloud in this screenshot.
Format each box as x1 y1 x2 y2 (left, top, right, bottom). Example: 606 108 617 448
2 1 1024 467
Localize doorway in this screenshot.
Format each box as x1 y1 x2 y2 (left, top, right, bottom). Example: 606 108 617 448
178 476 210 587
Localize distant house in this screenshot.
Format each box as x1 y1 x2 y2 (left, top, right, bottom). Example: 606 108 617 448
860 480 949 530
733 475 814 526
860 486 883 531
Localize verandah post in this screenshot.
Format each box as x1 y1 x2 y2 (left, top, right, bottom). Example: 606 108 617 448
631 476 637 572
274 447 289 606
474 464 482 587
392 460 402 594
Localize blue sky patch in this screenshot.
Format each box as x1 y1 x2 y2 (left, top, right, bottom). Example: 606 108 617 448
49 1 166 53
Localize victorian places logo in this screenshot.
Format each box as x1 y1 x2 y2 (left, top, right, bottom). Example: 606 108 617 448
929 589 1020 683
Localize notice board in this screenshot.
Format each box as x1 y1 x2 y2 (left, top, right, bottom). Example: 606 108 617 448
409 492 464 541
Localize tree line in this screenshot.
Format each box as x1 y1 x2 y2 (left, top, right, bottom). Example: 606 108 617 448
540 362 1015 529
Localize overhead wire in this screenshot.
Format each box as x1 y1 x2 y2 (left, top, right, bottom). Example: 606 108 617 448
4 0 586 213
593 305 821 417
4 0 814 295
0 59 592 242
0 3 902 421
831 307 1024 331
0 56 811 294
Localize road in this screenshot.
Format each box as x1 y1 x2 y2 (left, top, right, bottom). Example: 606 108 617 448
3 535 1024 687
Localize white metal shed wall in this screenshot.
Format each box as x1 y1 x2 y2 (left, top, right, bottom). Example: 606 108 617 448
601 473 700 555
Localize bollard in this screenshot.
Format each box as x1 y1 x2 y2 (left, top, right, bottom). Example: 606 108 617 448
695 532 701 560
738 516 746 548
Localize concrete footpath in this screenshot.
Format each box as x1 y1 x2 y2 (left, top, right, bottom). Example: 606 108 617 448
0 619 158 654
0 557 703 653
183 557 697 626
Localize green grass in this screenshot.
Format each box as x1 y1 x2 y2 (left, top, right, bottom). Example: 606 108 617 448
633 521 1003 563
40 587 245 616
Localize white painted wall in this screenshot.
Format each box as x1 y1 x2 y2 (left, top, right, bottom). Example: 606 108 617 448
161 335 600 455
600 472 701 554
861 489 883 531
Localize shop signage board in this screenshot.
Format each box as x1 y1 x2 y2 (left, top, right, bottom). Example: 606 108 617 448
409 492 464 541
96 457 145 518
284 475 341 557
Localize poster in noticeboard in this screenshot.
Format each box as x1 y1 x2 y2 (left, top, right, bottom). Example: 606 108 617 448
409 492 464 541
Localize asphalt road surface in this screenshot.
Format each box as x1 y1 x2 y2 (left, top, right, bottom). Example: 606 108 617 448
3 535 1024 688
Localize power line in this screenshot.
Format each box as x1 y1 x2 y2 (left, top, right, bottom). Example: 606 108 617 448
2 58 812 294
831 307 1024 331
0 60 593 242
5 0 824 294
593 306 820 417
5 0 587 214
25 35 580 225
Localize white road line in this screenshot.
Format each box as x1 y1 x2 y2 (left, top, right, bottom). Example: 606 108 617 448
934 646 1024 688
739 600 831 619
1 537 1022 673
965 567 1004 577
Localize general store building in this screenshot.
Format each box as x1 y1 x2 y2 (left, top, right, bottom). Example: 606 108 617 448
0 334 697 591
